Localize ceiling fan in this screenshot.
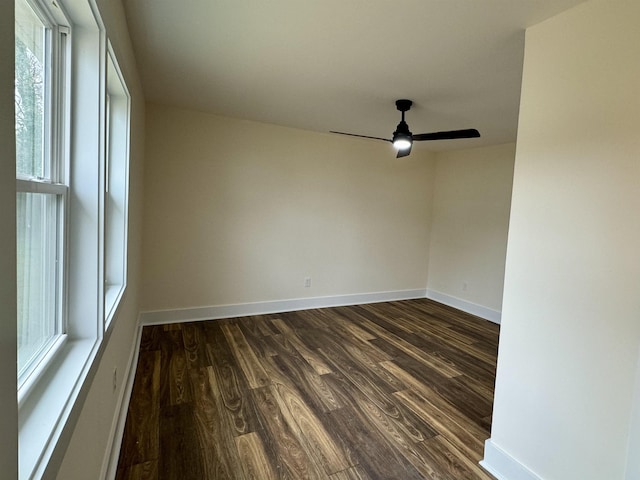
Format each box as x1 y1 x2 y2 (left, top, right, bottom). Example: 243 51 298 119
331 99 480 158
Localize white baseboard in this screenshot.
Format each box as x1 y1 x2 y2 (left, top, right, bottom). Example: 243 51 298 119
426 289 501 324
139 289 428 325
100 318 144 480
480 439 542 480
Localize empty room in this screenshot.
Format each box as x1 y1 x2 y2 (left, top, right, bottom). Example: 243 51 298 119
1 0 639 479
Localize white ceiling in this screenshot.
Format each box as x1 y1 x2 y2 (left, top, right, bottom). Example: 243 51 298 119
122 0 586 151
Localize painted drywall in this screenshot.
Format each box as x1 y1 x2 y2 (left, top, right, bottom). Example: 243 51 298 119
627 346 640 479
427 143 515 315
0 0 18 477
141 104 436 312
488 0 640 478
54 0 145 478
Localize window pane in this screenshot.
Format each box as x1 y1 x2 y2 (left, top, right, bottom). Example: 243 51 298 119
105 96 126 288
15 0 46 179
17 192 59 377
105 52 130 324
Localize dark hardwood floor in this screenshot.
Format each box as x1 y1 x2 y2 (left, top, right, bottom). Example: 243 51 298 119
116 298 499 479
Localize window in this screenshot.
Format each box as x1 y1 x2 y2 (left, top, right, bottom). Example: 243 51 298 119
15 0 68 390
15 0 131 477
104 46 130 326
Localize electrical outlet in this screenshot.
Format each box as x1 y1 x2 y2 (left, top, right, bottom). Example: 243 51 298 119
304 277 312 288
112 367 118 392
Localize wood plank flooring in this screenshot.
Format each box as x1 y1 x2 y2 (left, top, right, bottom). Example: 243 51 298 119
116 299 499 480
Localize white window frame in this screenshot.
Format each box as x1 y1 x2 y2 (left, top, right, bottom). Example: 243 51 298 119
15 0 70 400
15 0 132 477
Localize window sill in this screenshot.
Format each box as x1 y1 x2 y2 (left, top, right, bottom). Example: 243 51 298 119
18 334 68 407
19 336 102 479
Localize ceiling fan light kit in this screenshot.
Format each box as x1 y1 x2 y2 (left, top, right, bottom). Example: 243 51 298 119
392 135 412 151
331 99 480 158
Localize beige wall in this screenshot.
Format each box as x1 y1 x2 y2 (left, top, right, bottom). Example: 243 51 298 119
0 0 18 476
55 0 145 477
489 0 640 478
427 143 515 314
142 103 436 311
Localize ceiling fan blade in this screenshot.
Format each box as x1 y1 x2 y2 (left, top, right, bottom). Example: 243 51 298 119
330 131 391 142
396 144 412 158
412 129 480 141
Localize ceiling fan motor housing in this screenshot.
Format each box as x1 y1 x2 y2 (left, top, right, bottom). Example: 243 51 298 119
393 120 412 139
394 119 411 134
